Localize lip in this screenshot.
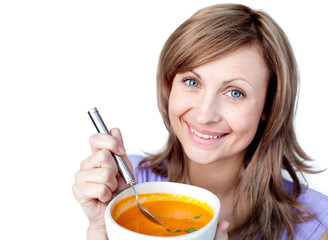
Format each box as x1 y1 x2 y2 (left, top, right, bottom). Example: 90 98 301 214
186 122 228 146
187 122 225 136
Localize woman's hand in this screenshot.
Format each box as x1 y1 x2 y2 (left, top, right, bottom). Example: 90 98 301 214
72 128 132 240
214 221 230 240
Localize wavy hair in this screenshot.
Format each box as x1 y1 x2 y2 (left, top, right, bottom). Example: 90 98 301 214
140 3 317 239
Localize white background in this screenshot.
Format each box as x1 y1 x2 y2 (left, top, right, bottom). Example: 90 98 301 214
0 0 327 239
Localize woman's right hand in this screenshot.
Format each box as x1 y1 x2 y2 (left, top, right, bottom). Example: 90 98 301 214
72 128 133 240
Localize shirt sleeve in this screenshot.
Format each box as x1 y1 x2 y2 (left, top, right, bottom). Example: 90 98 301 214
295 187 328 239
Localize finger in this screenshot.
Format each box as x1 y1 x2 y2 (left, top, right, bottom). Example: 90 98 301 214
73 182 113 204
111 174 130 199
214 221 230 240
80 149 119 171
75 167 119 192
109 128 124 146
89 132 126 155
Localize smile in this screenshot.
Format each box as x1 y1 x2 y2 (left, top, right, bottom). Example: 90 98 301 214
190 127 225 139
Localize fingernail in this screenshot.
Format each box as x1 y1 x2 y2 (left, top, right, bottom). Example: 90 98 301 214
222 223 229 234
118 145 126 154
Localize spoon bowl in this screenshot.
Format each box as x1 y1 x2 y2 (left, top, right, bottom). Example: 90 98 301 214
130 184 163 226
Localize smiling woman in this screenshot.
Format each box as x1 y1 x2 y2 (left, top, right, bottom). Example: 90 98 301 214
72 3 328 240
168 44 268 165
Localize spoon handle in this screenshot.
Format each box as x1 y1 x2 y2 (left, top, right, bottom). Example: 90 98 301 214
88 107 135 185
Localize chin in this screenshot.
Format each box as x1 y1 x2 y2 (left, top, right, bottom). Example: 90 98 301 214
184 149 219 165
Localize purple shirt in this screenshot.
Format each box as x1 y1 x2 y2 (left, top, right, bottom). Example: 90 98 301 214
129 154 168 183
128 154 328 239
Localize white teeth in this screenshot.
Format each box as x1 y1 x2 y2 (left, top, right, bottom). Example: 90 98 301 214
190 127 224 139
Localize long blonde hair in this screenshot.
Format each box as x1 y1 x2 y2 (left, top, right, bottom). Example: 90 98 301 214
141 3 317 239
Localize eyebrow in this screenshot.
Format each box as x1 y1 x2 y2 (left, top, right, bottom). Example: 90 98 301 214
190 69 253 87
190 70 202 80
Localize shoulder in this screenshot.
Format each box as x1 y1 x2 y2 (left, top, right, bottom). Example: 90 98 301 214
128 154 168 184
284 180 328 239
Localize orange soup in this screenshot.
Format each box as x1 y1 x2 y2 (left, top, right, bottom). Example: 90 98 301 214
112 193 214 236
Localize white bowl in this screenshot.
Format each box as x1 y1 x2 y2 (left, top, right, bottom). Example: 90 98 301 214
105 182 220 240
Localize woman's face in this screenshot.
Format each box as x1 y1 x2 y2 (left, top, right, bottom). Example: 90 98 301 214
168 44 268 165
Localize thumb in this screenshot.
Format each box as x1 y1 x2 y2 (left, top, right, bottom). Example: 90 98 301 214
214 221 229 240
110 128 125 147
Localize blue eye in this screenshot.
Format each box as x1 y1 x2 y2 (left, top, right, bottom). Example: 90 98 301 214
184 78 199 88
227 89 245 98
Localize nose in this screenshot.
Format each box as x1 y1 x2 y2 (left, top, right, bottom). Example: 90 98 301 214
195 94 222 125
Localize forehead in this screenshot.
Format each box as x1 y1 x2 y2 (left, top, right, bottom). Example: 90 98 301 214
186 44 269 84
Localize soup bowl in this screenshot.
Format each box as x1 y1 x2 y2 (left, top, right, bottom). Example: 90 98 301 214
105 181 220 240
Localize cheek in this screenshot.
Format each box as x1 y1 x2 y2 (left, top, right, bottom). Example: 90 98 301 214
168 91 179 123
227 104 264 138
168 91 181 133
168 87 190 123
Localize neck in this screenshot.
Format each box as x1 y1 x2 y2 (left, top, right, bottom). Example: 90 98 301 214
186 154 244 196
185 153 249 230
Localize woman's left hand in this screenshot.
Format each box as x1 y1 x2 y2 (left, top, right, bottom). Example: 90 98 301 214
214 221 230 240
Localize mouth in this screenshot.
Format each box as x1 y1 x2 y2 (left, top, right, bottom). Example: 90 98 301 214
186 122 228 145
190 127 226 139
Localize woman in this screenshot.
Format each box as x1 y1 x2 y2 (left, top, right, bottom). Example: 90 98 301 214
73 4 328 239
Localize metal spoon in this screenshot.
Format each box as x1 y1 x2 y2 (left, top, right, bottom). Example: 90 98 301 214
130 183 163 226
88 107 163 226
